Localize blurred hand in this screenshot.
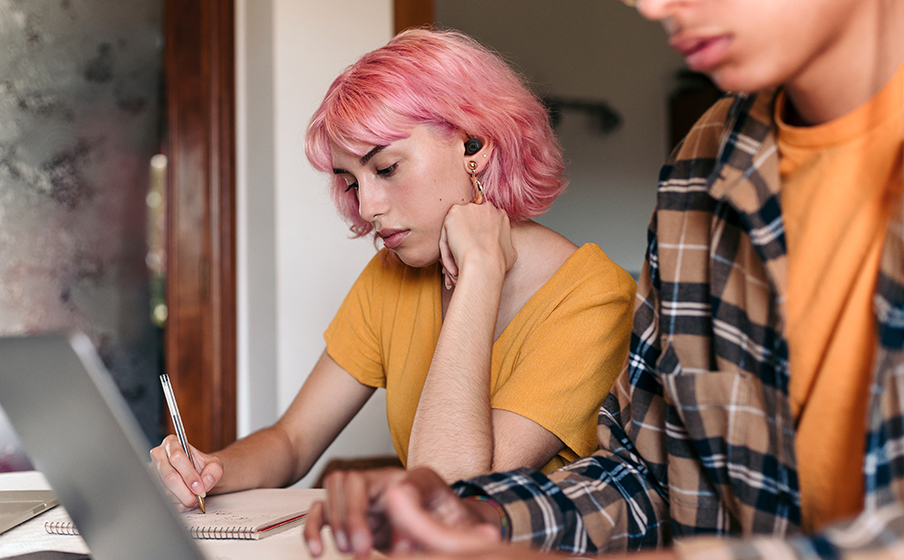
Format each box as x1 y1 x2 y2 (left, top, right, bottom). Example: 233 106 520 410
384 547 681 560
439 202 517 290
379 544 570 560
304 466 501 558
149 434 223 511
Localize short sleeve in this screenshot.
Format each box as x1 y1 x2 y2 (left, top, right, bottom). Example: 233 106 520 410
324 253 387 388
491 245 636 464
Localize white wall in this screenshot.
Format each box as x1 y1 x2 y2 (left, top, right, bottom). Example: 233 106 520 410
437 1 685 275
236 0 396 489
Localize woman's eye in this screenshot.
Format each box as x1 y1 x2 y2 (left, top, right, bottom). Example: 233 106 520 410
344 181 359 193
376 163 398 176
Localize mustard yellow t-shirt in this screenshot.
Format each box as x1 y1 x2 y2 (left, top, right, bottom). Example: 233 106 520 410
324 243 636 474
777 60 904 532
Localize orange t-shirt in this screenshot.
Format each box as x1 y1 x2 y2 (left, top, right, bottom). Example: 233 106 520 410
324 244 636 474
778 62 904 532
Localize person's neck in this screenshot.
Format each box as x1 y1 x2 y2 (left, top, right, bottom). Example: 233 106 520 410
785 0 904 125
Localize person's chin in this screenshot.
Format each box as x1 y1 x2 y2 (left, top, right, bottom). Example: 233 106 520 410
392 248 438 269
708 62 781 96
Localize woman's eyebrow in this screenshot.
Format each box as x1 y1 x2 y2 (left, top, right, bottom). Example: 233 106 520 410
332 145 388 175
360 145 387 165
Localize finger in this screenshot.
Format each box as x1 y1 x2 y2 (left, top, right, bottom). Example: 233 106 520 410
439 226 458 284
439 225 456 276
342 471 376 557
164 437 207 499
150 437 202 509
149 445 188 509
386 483 496 553
360 467 411 552
441 266 453 291
303 501 326 558
197 460 223 494
182 445 222 496
386 468 502 553
387 483 459 550
324 471 352 553
391 535 418 555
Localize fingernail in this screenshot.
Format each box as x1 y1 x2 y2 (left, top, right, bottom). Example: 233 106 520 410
305 537 323 557
334 530 349 552
191 481 203 494
204 475 215 488
394 539 413 553
352 530 369 553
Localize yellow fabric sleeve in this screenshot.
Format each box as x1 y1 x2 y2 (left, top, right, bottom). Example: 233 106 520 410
490 244 636 464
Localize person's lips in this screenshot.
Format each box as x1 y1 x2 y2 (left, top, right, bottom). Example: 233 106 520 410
378 229 410 249
670 34 731 72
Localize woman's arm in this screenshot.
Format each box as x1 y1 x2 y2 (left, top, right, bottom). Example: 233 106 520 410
407 203 565 481
150 350 375 508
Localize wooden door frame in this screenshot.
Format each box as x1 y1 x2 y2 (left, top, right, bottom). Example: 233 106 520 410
160 0 435 454
164 0 236 453
394 0 434 33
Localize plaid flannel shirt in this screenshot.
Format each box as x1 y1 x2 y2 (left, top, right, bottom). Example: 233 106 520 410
455 90 904 559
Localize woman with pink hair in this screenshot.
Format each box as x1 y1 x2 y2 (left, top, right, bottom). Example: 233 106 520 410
151 28 635 507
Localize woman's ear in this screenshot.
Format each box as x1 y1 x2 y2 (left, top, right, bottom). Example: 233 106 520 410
461 136 494 173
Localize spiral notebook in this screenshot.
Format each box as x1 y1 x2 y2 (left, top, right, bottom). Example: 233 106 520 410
44 488 312 540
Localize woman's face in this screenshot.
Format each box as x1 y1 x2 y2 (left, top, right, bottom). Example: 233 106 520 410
331 125 474 268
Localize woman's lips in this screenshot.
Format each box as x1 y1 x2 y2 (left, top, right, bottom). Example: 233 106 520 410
671 34 731 72
379 229 409 249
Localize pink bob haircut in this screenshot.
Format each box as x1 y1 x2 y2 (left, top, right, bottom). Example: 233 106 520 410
304 27 567 238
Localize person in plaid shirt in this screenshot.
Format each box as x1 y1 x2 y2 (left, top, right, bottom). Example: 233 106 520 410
303 0 904 558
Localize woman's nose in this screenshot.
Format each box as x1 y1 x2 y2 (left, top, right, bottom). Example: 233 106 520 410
356 182 387 224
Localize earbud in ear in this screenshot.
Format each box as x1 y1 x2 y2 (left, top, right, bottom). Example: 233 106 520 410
464 137 483 156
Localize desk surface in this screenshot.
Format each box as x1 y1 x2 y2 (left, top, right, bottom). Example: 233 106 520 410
0 471 351 560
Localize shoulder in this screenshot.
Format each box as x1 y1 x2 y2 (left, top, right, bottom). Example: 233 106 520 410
654 90 778 220
555 244 636 304
667 90 778 166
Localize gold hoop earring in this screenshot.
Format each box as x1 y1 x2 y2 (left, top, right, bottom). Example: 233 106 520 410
468 160 484 204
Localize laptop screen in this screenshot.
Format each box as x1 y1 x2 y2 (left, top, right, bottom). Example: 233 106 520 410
0 332 205 560
0 490 58 535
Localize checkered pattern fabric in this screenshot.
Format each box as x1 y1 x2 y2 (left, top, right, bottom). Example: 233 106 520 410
454 90 904 560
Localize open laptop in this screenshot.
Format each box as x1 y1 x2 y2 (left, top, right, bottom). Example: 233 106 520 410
0 332 206 560
0 490 58 535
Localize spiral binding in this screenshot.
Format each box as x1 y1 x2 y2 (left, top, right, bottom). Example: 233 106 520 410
44 521 80 536
190 526 255 540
